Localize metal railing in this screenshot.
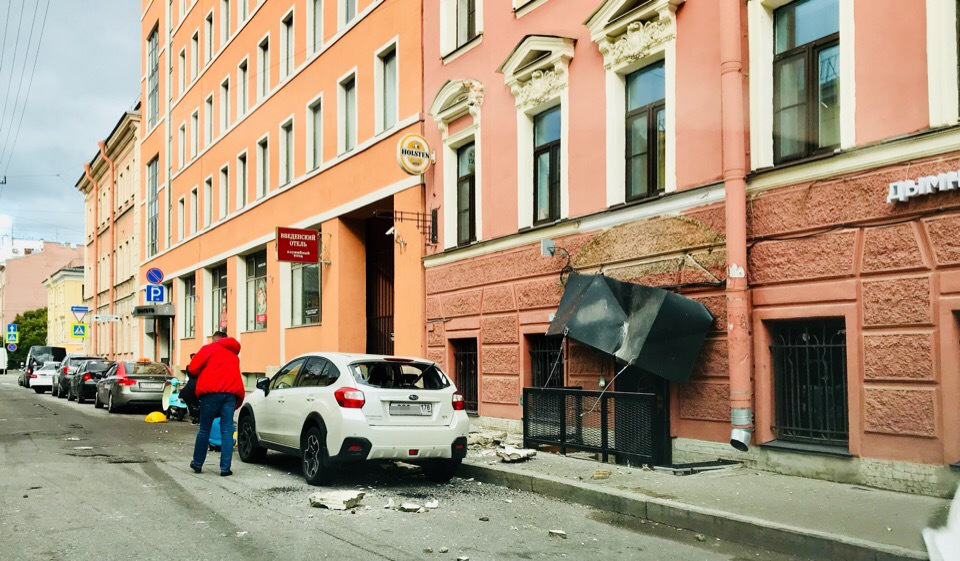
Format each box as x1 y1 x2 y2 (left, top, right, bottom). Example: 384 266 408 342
523 387 663 466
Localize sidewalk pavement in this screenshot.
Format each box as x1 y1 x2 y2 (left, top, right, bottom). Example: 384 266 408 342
462 448 952 561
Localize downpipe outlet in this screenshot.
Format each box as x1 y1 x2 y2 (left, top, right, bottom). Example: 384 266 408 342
730 408 753 452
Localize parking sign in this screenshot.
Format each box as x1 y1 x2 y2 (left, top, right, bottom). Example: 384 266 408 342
146 284 165 303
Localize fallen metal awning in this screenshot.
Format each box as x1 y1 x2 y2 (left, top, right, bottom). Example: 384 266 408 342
546 273 714 384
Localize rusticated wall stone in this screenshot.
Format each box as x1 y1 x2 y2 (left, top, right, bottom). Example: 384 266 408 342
481 285 516 314
567 341 609 377
863 333 934 380
924 214 960 266
426 323 445 347
691 338 728 379
482 346 519 375
685 204 726 235
426 297 443 320
864 388 936 436
862 277 932 326
515 278 563 310
861 224 926 273
679 382 729 421
574 216 723 269
692 294 726 332
481 316 518 344
427 348 445 369
748 230 857 284
482 376 520 405
440 289 482 318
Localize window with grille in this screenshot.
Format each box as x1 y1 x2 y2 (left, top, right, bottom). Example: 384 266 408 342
529 334 564 388
770 318 848 447
452 339 478 413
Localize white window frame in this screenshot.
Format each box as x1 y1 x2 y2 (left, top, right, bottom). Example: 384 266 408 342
237 57 249 117
238 0 247 22
178 122 186 169
219 164 229 220
220 76 231 131
221 0 231 46
748 0 855 171
337 69 358 154
178 196 186 241
203 176 214 228
281 9 295 80
374 37 400 134
927 0 960 128
257 34 271 101
256 133 270 198
204 10 214 63
178 48 186 94
498 35 574 230
191 30 199 78
190 187 199 235
586 0 681 205
306 93 324 171
190 110 199 157
339 0 357 29
308 0 324 54
236 149 249 210
279 115 295 186
430 79 485 249
204 94 214 145
439 0 484 59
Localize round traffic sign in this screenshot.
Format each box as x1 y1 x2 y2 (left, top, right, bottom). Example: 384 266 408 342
6 343 16 352
146 267 165 284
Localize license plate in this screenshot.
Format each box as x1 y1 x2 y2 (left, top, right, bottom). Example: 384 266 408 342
140 382 163 390
389 402 432 416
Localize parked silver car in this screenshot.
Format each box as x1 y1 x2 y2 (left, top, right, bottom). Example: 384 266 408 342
96 360 170 413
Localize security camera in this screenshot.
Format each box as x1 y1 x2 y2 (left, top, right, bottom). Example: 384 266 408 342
385 226 396 236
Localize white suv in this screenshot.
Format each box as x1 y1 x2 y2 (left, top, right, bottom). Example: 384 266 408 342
237 353 470 485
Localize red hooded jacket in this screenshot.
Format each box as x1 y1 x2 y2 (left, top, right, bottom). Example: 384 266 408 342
187 337 245 407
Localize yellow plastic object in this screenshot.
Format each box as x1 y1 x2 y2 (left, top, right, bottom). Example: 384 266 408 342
145 411 168 423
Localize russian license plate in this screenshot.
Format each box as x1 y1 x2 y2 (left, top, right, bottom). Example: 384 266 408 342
140 382 163 390
390 402 433 416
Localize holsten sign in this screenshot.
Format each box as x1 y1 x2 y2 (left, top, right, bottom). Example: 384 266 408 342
887 171 960 203
277 227 320 263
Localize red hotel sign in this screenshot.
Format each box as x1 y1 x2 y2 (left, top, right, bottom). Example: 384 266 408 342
276 227 320 263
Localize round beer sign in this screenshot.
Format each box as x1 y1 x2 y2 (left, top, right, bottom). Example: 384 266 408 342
397 133 432 175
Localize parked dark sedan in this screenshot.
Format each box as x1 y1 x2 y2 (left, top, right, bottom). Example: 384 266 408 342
96 360 170 412
68 360 113 403
53 356 101 398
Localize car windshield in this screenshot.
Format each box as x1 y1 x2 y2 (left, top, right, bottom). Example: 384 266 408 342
350 361 450 390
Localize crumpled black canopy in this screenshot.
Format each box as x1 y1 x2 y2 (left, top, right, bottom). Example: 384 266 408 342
547 273 714 384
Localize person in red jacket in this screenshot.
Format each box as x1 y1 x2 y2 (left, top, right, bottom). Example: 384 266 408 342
188 331 244 476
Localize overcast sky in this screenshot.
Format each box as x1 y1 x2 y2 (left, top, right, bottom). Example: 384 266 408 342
0 0 140 244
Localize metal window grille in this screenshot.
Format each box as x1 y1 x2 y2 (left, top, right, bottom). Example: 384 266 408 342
770 319 848 447
452 339 478 413
529 334 564 388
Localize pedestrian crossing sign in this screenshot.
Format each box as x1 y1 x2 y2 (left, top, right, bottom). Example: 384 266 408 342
71 323 87 339
5 332 16 344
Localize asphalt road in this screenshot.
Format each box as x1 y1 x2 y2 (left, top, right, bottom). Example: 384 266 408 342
0 373 810 561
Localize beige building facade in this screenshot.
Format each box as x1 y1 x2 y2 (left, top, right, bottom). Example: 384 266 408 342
42 266 86 354
76 106 142 362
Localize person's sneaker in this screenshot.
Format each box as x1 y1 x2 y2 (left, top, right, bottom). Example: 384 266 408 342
220 470 233 477
190 463 202 473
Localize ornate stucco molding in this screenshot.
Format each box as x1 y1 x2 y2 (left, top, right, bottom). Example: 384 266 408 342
585 0 683 70
430 79 486 139
497 35 576 112
510 65 568 112
597 19 674 70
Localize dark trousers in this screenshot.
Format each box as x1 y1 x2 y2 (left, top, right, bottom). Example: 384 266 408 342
191 393 236 473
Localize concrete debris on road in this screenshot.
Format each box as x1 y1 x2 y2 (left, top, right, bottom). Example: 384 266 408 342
439 547 449 553
479 516 490 521
72 446 93 450
457 557 469 561
496 446 536 463
65 437 80 441
549 530 568 539
384 498 396 509
308 490 365 511
425 500 439 509
592 469 612 480
695 534 706 542
235 531 248 538
398 503 422 512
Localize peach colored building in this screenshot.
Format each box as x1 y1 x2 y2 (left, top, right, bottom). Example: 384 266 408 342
76 107 142 361
0 242 84 329
422 0 960 496
138 0 426 378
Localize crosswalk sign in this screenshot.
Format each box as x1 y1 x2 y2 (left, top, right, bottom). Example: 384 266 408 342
71 323 87 339
5 324 17 344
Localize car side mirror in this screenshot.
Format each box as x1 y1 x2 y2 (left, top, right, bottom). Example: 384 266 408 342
256 377 270 396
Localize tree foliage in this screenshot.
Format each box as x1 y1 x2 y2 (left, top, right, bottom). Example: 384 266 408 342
8 308 47 367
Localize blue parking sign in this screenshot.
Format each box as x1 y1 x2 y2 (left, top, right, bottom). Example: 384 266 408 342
146 284 165 303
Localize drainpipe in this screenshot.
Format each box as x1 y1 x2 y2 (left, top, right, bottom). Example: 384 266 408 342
98 141 117 361
719 0 753 451
83 164 99 356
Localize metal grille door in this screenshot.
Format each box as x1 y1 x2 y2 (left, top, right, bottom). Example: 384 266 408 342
529 334 564 388
366 220 394 355
452 339 478 413
770 319 848 447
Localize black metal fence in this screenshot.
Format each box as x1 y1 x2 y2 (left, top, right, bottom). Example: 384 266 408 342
452 339 478 413
770 319 849 447
523 387 663 465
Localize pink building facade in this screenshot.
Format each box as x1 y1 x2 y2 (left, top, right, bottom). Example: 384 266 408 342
0 243 84 328
422 0 960 496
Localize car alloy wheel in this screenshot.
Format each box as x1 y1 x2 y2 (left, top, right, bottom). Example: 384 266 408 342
237 415 267 463
107 393 116 413
300 426 332 486
94 391 103 409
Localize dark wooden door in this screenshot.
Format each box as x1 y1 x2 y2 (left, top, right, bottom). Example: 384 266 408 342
366 219 394 355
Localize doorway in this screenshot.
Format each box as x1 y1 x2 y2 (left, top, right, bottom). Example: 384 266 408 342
365 219 394 355
615 364 671 465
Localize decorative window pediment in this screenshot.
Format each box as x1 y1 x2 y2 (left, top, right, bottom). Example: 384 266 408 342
497 35 575 112
585 0 683 70
429 79 485 138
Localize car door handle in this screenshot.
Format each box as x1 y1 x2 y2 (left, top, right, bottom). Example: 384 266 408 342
305 397 315 402
277 399 285 404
